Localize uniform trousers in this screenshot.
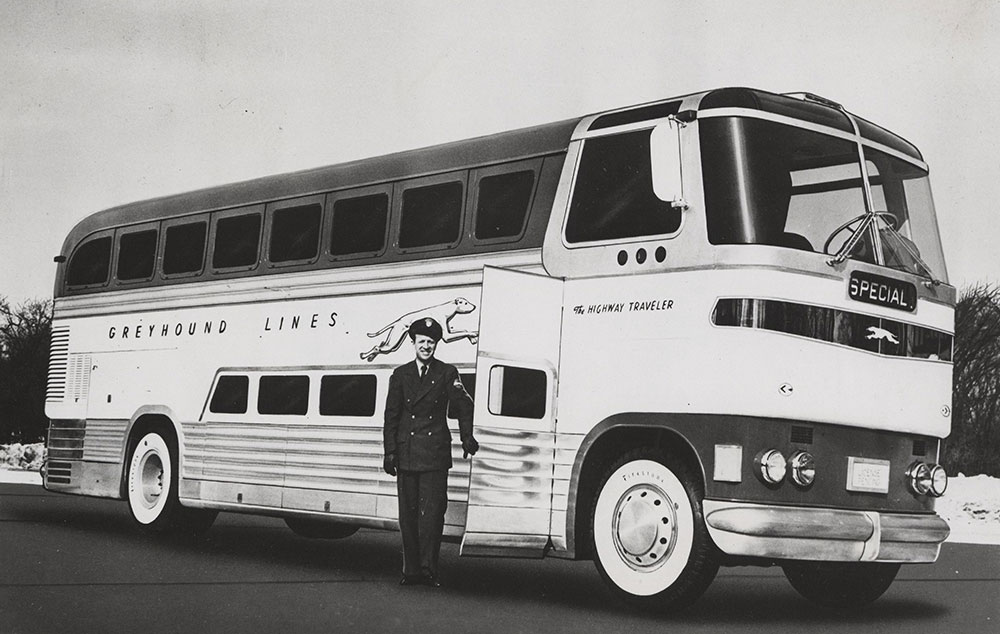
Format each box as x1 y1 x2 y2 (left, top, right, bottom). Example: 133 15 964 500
396 469 449 577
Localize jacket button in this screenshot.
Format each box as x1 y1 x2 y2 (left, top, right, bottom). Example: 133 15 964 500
410 432 414 436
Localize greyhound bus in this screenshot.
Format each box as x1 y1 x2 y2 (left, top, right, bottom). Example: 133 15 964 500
44 87 953 612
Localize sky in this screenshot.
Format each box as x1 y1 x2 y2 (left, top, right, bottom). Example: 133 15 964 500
2 0 998 305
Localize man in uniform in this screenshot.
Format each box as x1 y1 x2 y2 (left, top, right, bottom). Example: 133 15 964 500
383 317 478 587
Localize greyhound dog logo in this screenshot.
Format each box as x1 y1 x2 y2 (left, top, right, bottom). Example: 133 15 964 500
360 298 479 362
866 326 900 345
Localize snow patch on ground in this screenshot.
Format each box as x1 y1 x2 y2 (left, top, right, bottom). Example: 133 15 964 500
2 443 996 544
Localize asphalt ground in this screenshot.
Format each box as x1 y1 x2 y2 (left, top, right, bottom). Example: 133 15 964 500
1 483 997 634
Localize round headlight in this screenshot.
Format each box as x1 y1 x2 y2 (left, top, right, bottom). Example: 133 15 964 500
906 461 932 495
789 451 816 487
929 464 948 497
757 449 787 484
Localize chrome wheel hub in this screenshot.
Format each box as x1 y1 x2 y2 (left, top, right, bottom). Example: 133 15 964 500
613 484 678 571
140 453 164 508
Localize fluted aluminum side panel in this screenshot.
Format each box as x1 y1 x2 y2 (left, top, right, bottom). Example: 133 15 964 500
191 421 287 486
81 419 127 463
46 327 70 402
550 433 585 551
465 427 556 537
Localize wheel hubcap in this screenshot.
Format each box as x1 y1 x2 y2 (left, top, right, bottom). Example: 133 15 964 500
613 484 678 570
139 453 164 508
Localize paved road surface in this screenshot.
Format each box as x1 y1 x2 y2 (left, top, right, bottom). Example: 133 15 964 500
1 483 997 633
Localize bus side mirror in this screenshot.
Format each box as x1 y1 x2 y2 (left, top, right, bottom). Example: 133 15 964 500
650 119 688 210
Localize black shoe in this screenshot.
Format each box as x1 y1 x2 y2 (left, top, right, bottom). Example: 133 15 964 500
399 575 422 586
422 574 441 588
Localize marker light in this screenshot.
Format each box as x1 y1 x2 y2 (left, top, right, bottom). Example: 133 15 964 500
757 449 787 484
929 464 948 497
906 462 932 495
788 451 816 487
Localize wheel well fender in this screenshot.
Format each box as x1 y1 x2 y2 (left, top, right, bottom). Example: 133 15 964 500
566 414 708 560
119 409 181 499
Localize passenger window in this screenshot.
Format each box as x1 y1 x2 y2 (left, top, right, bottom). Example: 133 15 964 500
213 213 261 269
67 236 112 287
319 375 377 416
209 375 249 414
475 170 534 240
487 366 546 419
258 375 309 415
117 229 158 281
330 194 389 256
566 129 681 243
399 181 463 249
270 204 321 263
163 221 207 275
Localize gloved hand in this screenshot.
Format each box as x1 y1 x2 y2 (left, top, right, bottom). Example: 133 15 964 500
462 436 479 459
383 453 397 476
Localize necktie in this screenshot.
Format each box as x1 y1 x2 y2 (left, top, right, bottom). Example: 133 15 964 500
419 365 427 380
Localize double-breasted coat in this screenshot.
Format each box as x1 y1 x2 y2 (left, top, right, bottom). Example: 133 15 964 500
383 358 474 471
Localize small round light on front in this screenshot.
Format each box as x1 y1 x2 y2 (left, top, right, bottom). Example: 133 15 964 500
757 449 787 484
789 451 816 487
929 464 948 497
906 461 932 495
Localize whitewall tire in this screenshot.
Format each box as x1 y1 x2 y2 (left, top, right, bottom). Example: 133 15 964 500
591 449 718 612
128 432 174 527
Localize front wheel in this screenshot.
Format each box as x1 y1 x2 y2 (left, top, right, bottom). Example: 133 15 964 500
126 430 216 535
591 448 718 612
782 561 900 609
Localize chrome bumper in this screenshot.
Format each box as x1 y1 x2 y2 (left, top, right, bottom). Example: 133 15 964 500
704 500 950 563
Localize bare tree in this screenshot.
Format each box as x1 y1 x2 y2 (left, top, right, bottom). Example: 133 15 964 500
945 284 1000 477
0 296 53 443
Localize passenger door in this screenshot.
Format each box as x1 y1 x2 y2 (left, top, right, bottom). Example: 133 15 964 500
461 266 563 557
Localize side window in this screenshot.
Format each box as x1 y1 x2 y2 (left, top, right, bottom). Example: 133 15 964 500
319 375 377 416
270 203 322 264
487 365 546 419
67 236 112 287
566 129 681 243
474 170 535 240
117 229 158 282
398 181 464 249
163 221 207 276
213 212 262 270
209 375 249 414
330 193 389 257
258 375 309 415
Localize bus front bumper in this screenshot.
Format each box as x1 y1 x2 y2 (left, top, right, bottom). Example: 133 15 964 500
703 500 950 563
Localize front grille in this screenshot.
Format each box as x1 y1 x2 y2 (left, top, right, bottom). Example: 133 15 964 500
912 439 927 456
790 425 814 445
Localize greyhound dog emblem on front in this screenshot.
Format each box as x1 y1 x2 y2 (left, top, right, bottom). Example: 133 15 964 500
360 298 479 362
866 326 900 345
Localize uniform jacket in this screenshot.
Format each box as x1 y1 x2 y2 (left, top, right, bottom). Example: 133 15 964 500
383 358 474 471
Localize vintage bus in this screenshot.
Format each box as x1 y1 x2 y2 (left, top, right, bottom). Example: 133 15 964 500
44 87 953 612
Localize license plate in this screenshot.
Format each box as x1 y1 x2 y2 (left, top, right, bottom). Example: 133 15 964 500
846 457 890 494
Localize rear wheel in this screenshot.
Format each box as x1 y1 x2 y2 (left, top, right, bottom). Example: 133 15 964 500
782 561 900 609
126 430 216 535
285 517 359 539
590 448 718 612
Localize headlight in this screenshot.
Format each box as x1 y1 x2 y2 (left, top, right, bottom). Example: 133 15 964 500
906 461 932 495
929 464 948 497
757 449 787 484
788 451 816 487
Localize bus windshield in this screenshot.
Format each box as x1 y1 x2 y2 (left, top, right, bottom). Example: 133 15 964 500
700 116 947 282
